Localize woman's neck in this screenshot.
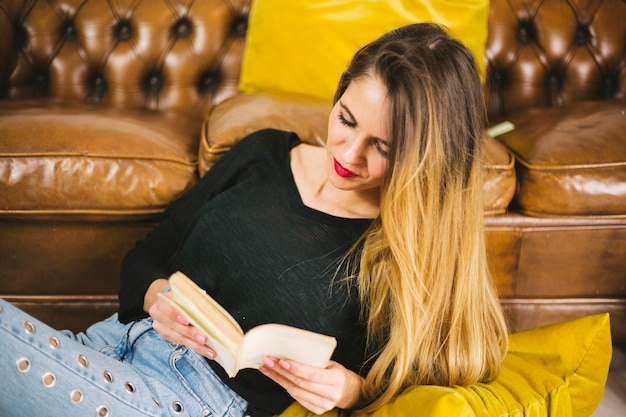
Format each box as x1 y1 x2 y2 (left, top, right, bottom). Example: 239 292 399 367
290 143 379 219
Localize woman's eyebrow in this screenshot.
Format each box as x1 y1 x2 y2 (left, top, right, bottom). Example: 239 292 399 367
339 101 355 121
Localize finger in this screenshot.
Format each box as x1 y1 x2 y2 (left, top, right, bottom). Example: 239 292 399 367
259 366 335 415
150 296 217 359
260 359 340 403
260 364 336 414
154 319 217 360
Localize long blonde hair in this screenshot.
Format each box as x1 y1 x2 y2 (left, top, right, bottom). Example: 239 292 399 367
334 24 508 412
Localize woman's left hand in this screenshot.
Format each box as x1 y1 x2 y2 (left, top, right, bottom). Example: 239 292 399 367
259 357 364 414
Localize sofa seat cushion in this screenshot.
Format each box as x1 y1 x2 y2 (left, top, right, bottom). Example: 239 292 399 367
200 93 516 215
278 313 611 417
499 99 626 217
0 99 199 221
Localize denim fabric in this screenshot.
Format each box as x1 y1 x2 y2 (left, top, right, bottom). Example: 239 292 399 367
0 298 248 417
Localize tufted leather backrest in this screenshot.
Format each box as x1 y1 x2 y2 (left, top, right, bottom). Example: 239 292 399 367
0 0 250 119
1 0 624 121
484 0 626 120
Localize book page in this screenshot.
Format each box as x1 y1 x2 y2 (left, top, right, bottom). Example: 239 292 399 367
168 272 244 352
236 323 337 373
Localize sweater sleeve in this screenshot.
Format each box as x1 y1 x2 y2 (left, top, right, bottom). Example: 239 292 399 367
117 130 291 322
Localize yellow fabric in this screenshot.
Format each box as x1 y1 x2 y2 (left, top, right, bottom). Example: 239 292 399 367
239 0 490 102
277 313 612 417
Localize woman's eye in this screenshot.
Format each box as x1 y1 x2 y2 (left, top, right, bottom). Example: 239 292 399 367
374 140 390 158
338 112 356 128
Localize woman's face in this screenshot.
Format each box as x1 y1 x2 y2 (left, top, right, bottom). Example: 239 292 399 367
326 75 391 196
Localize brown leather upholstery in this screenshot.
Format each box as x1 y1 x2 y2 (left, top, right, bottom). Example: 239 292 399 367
0 99 199 220
500 99 626 217
484 0 626 119
0 0 625 342
0 0 249 117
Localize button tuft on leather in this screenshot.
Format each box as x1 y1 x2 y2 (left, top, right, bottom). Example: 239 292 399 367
488 69 507 92
33 71 48 95
517 20 536 44
197 70 222 94
231 15 248 37
12 22 28 50
87 71 108 101
173 18 192 38
62 21 76 40
114 20 132 41
143 72 163 93
546 73 562 92
575 24 591 45
601 75 617 98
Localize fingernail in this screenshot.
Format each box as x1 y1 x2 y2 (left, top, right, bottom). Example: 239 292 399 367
205 351 215 360
262 357 275 367
259 366 270 376
278 359 291 370
177 315 190 325
195 334 206 344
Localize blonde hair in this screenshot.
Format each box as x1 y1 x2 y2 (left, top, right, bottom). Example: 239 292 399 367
334 24 508 412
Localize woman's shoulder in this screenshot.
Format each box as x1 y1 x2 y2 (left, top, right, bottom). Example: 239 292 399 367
233 128 302 157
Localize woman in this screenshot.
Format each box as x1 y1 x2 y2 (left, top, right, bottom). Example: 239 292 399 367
0 23 507 416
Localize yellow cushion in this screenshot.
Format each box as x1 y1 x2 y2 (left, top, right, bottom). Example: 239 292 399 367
277 313 612 417
239 0 490 102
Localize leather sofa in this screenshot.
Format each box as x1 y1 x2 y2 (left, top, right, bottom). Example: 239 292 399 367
0 0 624 347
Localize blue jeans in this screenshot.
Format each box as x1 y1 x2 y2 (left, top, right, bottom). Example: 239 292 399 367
0 298 248 417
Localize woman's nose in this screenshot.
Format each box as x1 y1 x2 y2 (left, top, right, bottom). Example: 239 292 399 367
341 135 368 163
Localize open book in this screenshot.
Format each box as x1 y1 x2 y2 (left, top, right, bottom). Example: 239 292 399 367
159 271 337 378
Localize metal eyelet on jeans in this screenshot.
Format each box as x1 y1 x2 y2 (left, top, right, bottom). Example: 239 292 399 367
171 401 184 414
23 321 35 334
103 370 114 383
124 381 136 393
78 354 89 368
42 372 56 388
96 405 110 417
48 336 60 349
16 357 31 373
70 389 84 404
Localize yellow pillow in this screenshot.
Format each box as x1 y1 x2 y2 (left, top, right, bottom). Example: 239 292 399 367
277 313 612 417
239 0 490 102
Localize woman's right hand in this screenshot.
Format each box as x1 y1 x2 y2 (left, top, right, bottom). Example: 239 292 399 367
146 279 217 360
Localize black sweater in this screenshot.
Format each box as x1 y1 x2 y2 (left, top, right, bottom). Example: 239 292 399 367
118 130 372 416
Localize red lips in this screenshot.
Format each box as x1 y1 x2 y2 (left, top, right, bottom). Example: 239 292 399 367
333 158 357 178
